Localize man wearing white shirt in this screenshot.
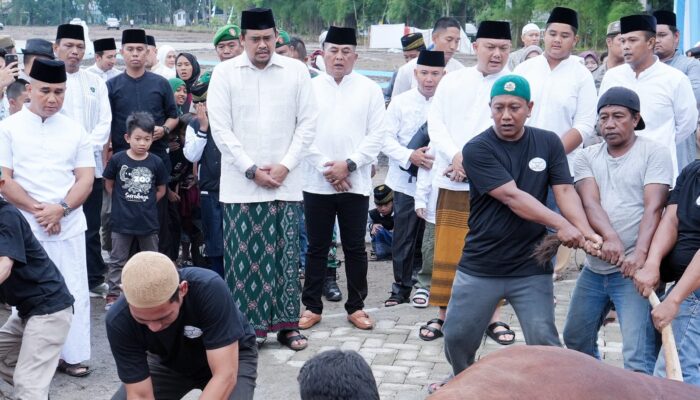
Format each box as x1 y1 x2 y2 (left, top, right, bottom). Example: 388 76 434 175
653 10 700 170
391 17 464 98
513 7 597 171
600 14 697 179
423 21 515 344
0 59 95 376
299 26 384 332
382 50 444 307
54 24 113 303
208 8 317 351
86 38 121 81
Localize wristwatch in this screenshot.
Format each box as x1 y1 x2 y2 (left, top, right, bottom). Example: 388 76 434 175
346 158 357 173
245 165 258 180
60 201 73 217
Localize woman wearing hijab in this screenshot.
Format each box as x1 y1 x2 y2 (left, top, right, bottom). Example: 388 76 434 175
168 78 187 116
175 52 201 112
151 45 176 79
515 45 543 65
579 50 599 73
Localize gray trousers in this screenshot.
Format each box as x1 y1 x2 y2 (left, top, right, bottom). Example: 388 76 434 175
0 307 72 400
107 232 158 296
416 222 435 290
443 270 561 376
112 347 257 400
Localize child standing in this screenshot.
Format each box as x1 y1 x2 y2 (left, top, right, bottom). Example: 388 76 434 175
103 112 168 310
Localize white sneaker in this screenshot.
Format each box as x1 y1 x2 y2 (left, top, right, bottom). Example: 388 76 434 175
89 283 108 298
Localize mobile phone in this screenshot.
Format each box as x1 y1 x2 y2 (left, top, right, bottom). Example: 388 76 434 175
4 54 18 66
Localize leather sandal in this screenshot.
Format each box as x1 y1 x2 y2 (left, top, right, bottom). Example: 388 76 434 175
299 310 322 330
347 310 374 330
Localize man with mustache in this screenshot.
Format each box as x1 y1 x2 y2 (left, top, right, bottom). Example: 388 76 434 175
208 8 317 351
563 87 673 374
600 14 697 179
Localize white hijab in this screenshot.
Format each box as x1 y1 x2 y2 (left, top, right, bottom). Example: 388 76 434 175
157 45 176 71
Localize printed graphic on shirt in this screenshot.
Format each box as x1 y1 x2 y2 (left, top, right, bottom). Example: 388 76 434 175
184 325 203 339
528 157 546 172
119 165 154 202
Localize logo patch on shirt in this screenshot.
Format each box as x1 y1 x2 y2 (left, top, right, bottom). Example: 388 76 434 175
183 325 203 339
528 157 546 172
90 87 95 93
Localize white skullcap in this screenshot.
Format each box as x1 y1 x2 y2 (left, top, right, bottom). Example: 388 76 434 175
522 23 540 35
122 251 180 308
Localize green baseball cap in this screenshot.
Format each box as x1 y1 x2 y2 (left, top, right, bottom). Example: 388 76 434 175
213 24 241 46
490 75 531 102
276 30 291 48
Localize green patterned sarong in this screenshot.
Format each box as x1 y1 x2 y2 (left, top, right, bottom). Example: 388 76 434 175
223 201 301 338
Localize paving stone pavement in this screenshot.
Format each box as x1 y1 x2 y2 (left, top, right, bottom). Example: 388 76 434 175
251 273 625 400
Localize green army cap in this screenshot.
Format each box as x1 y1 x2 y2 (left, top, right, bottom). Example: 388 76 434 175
276 30 291 48
213 24 241 46
491 75 531 102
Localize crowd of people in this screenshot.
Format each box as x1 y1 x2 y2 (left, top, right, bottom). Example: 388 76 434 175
0 4 699 399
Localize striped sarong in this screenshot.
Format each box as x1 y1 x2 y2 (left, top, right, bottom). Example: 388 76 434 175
223 201 301 338
430 189 470 307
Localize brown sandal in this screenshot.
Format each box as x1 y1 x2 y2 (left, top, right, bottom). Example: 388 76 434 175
57 360 91 377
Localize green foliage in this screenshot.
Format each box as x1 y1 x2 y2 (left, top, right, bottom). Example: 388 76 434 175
0 0 665 50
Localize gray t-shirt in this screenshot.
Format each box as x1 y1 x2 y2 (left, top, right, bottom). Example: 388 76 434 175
574 136 673 274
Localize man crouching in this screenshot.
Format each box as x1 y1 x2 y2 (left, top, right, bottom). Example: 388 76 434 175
0 168 74 399
106 251 258 399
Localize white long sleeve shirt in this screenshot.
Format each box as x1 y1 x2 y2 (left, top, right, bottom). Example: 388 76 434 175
85 64 122 81
414 147 439 224
599 59 698 179
303 72 386 196
62 70 112 178
391 57 464 98
183 124 206 163
208 53 317 203
427 66 510 192
513 54 597 174
383 88 432 198
0 108 95 241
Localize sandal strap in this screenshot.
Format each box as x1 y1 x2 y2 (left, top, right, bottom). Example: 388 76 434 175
487 321 511 331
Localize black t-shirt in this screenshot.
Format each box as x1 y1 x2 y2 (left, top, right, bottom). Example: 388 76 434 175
0 199 74 318
369 209 394 231
107 71 178 164
103 151 168 235
662 161 700 282
459 126 573 277
106 267 257 384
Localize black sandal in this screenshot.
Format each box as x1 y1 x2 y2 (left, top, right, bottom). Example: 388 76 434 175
419 318 444 341
277 330 308 351
486 321 516 345
384 292 409 307
57 360 91 377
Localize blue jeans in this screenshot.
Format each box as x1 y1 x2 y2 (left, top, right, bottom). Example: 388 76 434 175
200 191 224 278
371 228 393 260
563 267 658 374
654 286 700 385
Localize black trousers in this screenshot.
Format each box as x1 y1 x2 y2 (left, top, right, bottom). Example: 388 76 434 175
157 197 174 259
391 191 424 297
302 192 369 315
84 178 106 289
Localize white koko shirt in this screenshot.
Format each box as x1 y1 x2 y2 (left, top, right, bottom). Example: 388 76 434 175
514 54 597 174
303 72 386 196
428 66 510 192
383 88 432 198
0 108 95 241
208 52 317 203
599 59 698 179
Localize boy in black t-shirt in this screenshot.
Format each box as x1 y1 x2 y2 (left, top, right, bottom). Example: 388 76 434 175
441 75 603 379
103 112 168 310
0 169 75 399
106 251 257 399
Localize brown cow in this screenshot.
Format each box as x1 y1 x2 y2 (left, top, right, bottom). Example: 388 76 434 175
429 346 700 400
